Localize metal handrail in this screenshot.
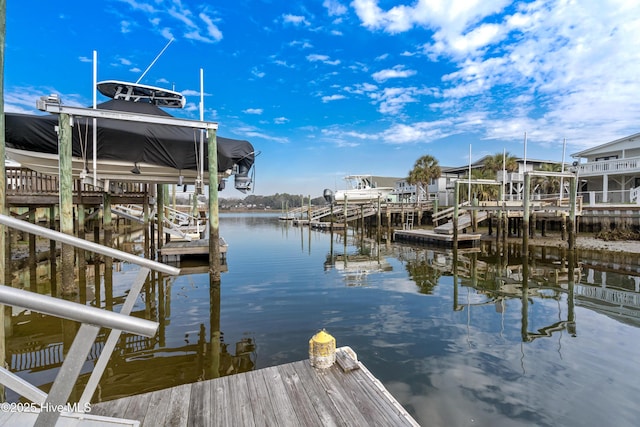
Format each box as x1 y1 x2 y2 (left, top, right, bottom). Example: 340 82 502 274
0 213 179 425
0 286 157 337
0 213 179 275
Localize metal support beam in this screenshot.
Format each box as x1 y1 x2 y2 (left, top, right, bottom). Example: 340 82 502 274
0 286 158 337
79 267 151 406
34 324 100 427
0 214 179 275
37 97 218 131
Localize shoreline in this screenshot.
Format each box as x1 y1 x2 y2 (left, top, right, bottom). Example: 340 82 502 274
479 232 640 254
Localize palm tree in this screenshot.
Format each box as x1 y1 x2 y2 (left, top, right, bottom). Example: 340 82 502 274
532 163 562 197
462 168 498 201
407 155 441 203
482 152 518 179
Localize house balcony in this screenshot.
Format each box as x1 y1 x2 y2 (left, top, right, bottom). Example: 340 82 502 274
577 157 640 177
497 171 524 183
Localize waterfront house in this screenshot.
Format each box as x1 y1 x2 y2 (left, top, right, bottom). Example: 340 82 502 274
425 156 565 206
571 132 640 205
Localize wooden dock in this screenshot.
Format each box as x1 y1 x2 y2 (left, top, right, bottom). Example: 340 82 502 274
159 238 227 263
91 347 419 426
394 228 481 246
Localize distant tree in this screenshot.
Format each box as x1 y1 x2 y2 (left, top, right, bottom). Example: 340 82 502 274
407 155 441 202
532 163 563 196
482 152 518 179
462 168 498 201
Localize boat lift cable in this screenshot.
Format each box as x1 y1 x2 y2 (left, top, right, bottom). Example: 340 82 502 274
136 38 174 84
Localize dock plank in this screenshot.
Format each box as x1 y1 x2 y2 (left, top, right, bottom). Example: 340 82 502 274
243 368 280 426
285 361 340 427
122 388 151 424
226 372 255 427
211 375 233 427
257 365 300 427
91 348 419 426
313 366 371 426
188 380 211 427
137 387 173 427
165 383 191 426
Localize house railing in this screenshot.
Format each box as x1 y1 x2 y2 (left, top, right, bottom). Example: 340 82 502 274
577 157 640 176
578 189 640 205
0 213 180 426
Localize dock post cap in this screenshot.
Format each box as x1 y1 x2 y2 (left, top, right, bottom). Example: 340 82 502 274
309 329 336 369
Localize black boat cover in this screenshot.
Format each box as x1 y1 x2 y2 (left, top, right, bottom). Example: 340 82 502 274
4 99 254 174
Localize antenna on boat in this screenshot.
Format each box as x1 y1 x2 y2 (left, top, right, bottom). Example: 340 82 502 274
136 38 175 84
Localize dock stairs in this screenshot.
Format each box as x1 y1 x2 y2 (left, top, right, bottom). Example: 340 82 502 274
433 203 488 234
112 204 205 241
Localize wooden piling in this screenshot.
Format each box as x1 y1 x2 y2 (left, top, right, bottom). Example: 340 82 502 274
453 181 459 246
58 113 76 295
207 128 221 282
156 184 164 250
568 175 577 250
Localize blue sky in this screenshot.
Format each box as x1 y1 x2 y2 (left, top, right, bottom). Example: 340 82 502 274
5 1 640 196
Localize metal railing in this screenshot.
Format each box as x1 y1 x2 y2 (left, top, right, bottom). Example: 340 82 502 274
0 213 180 426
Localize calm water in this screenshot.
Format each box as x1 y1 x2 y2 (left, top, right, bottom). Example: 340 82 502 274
6 212 640 426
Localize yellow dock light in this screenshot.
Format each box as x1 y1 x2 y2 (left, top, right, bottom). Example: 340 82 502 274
309 329 336 369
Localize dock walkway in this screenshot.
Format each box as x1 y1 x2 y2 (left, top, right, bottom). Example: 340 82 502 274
91 347 419 426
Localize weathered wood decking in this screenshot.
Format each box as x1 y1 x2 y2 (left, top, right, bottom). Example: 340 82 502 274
91 347 419 426
159 238 227 263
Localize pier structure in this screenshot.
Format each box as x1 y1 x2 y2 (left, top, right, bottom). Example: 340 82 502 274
90 346 419 426
298 172 584 249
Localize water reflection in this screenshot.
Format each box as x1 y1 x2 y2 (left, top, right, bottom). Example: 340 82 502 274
324 236 392 286
4 252 255 403
4 214 640 426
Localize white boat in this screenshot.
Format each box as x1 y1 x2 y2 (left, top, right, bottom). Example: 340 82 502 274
324 175 393 204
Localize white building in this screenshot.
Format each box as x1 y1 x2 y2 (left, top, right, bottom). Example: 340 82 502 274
572 132 640 205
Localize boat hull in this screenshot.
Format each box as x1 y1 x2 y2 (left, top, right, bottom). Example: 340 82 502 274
6 147 228 185
334 188 393 203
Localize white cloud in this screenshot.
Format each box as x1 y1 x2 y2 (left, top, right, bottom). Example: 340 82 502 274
243 108 264 115
323 0 348 17
117 0 156 14
283 14 310 26
199 12 223 42
274 117 290 124
352 0 511 35
289 40 314 49
161 27 174 40
381 120 457 144
350 0 640 149
252 68 266 78
344 82 379 95
372 65 417 82
307 54 341 65
121 20 132 33
118 0 221 44
371 87 419 115
322 94 346 103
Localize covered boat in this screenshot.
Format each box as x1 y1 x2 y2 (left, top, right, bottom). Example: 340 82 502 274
4 98 255 192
